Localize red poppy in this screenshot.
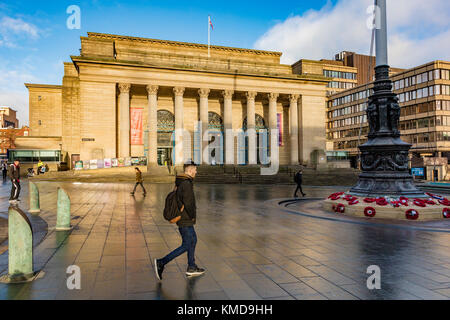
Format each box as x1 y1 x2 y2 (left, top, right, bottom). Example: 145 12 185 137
364 207 376 217
443 208 450 219
425 199 436 205
376 198 388 206
349 199 359 205
439 198 450 206
413 199 426 207
399 198 409 206
328 192 344 199
335 203 345 213
391 200 400 208
405 209 419 220
364 198 376 203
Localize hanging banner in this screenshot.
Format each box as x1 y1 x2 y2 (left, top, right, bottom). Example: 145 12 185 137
277 113 283 146
130 108 143 145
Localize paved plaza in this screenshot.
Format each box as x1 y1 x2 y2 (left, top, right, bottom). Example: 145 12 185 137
0 179 450 300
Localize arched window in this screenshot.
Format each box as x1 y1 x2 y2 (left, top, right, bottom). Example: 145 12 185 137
208 112 224 131
157 110 175 132
242 114 267 131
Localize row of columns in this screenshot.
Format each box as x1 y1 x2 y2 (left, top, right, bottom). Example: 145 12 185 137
117 84 300 166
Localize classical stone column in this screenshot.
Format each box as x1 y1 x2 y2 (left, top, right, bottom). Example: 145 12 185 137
268 93 279 161
246 91 257 165
198 88 210 164
118 83 131 158
222 90 234 165
173 87 185 165
146 85 158 167
289 94 299 165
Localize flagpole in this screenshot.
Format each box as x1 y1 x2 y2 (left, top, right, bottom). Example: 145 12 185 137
208 15 210 58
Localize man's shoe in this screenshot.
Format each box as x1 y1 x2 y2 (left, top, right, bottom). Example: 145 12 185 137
130 192 134 195
154 259 164 281
302 193 306 197
186 266 206 277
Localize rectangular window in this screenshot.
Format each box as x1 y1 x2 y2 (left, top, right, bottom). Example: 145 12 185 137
399 79 404 89
423 87 428 98
429 86 434 96
405 77 410 87
434 69 440 80
436 100 442 110
422 72 428 83
428 71 433 81
417 74 422 84
399 93 405 102
417 89 423 99
411 76 416 86
395 81 400 90
443 70 450 80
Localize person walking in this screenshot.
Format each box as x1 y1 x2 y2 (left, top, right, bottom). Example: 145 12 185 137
154 162 205 280
294 168 306 198
8 160 21 203
1 161 7 182
37 159 44 175
130 167 146 196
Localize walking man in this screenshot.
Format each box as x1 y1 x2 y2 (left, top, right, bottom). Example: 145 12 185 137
294 168 306 198
154 162 205 280
131 167 146 196
1 161 7 182
8 159 21 203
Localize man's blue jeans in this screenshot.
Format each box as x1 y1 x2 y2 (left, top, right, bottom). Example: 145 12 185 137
160 226 197 268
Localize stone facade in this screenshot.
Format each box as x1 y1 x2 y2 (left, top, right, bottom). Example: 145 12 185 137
26 32 329 168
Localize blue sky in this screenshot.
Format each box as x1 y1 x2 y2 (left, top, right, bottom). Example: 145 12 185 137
1 0 449 125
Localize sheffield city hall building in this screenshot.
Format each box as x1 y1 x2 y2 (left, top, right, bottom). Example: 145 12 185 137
23 32 329 170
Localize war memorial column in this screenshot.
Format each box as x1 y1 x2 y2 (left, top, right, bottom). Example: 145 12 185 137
223 90 234 165
246 91 257 165
118 83 131 158
198 88 210 164
146 85 158 167
173 86 185 165
289 94 299 165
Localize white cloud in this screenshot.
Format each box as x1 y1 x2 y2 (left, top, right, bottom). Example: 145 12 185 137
0 16 39 47
0 59 37 126
254 0 450 69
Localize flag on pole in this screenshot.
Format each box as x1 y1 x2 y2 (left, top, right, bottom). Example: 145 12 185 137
209 16 214 30
208 15 213 58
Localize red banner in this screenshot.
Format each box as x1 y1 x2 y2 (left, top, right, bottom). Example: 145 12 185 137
130 108 143 145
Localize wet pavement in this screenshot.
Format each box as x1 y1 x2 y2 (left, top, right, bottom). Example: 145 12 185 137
0 179 449 300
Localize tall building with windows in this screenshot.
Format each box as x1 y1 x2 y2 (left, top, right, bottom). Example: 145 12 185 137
327 60 450 176
292 58 358 97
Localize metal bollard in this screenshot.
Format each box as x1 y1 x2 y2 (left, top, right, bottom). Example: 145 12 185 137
56 187 71 231
7 206 34 282
28 181 40 215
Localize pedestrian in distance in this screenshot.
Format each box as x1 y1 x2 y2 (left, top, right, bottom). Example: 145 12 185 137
37 159 44 175
131 167 146 196
8 159 21 203
294 168 306 198
1 160 7 182
154 161 205 280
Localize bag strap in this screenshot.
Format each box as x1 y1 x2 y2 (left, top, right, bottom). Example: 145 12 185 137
173 185 184 212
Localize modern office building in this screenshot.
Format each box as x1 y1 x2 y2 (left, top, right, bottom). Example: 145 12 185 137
327 60 450 179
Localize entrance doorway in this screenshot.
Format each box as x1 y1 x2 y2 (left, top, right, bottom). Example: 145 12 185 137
157 148 173 166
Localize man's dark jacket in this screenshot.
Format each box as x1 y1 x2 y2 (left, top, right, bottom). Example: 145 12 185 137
175 174 196 227
8 164 20 181
295 171 303 185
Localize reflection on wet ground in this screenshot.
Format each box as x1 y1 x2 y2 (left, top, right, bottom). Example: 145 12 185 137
0 180 449 300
